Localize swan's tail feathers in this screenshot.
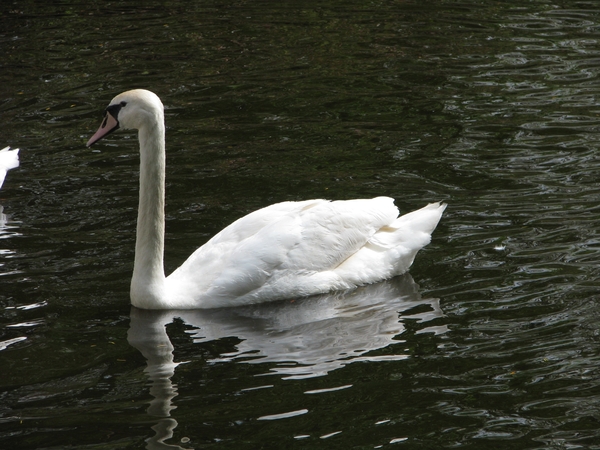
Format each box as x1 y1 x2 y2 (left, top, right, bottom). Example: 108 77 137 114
334 202 446 285
367 201 446 278
369 202 446 250
394 201 446 237
386 201 446 275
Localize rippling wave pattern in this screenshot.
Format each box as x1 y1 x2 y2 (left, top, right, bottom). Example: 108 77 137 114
430 5 600 447
2 1 600 449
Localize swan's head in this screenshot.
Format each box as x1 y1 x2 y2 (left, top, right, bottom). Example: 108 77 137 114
87 89 164 147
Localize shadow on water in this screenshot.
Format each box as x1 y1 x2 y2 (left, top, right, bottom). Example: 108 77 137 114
128 274 444 448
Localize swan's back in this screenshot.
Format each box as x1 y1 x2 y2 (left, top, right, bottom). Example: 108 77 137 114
165 197 445 308
0 147 19 189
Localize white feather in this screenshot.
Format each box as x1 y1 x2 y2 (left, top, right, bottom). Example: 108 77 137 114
0 147 19 189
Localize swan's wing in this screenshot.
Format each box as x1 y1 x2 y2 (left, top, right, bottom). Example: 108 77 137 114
281 197 399 271
0 147 20 189
167 199 327 294
167 197 400 304
204 199 325 246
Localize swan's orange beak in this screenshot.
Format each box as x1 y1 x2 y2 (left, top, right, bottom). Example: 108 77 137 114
87 111 120 147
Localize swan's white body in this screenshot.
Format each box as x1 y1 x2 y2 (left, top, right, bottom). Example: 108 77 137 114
0 147 19 189
88 89 446 310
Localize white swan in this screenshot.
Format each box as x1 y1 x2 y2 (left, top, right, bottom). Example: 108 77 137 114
87 89 446 310
0 147 19 190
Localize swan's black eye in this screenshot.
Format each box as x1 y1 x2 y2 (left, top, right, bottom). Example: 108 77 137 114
120 101 127 107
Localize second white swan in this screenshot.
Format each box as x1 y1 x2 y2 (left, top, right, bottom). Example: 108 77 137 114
87 89 446 309
0 146 19 190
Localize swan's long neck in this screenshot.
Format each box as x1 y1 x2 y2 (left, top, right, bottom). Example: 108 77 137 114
130 113 168 309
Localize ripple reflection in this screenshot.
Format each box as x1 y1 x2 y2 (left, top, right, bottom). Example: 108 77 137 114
127 274 446 448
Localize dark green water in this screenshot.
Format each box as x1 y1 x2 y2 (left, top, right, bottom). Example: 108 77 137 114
2 1 600 448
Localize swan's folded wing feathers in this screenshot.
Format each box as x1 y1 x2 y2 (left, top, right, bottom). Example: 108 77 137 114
203 197 402 302
168 197 402 303
204 214 301 298
205 199 325 245
167 201 323 295
283 197 398 270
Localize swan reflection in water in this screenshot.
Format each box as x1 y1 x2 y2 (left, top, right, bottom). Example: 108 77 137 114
127 273 447 449
1 204 21 258
0 205 11 229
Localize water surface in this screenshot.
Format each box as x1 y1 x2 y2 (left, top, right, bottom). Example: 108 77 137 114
2 1 600 448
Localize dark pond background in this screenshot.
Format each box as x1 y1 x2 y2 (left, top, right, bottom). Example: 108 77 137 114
2 0 600 448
